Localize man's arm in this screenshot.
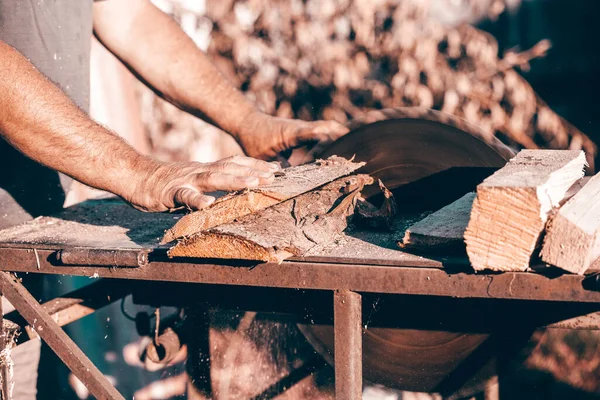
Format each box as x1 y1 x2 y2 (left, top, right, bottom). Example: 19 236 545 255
0 40 277 212
92 0 348 160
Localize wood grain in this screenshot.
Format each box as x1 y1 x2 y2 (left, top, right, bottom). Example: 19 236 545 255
464 150 586 272
168 175 373 262
400 192 475 251
161 156 364 244
541 173 600 274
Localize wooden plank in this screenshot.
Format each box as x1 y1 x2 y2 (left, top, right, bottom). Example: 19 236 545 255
541 172 600 274
168 175 373 262
400 192 475 251
161 156 364 244
0 199 446 269
464 150 586 272
0 272 124 400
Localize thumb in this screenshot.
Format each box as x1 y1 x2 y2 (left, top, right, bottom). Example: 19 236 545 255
289 121 350 147
312 120 350 138
173 187 215 211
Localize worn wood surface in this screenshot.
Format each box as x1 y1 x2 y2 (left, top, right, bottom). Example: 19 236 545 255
541 173 600 274
464 150 586 272
401 192 475 251
168 175 373 262
0 198 444 269
161 156 364 244
0 198 178 250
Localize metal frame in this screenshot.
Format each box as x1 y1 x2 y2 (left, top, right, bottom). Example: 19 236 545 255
334 289 362 398
0 246 599 399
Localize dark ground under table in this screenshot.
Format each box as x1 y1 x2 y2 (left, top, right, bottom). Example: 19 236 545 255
0 199 599 399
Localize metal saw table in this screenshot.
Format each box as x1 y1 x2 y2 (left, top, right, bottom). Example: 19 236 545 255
0 198 599 400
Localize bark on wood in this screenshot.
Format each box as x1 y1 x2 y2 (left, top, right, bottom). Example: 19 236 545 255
400 192 475 251
541 173 600 274
355 180 397 231
161 156 365 244
168 175 373 262
464 150 586 272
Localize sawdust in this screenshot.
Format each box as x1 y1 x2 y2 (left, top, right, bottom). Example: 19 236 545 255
0 321 20 399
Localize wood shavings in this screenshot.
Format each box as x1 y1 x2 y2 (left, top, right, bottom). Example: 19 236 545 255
0 321 19 399
33 248 40 270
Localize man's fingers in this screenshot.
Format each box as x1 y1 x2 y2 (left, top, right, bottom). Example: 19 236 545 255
210 161 275 184
219 155 280 173
195 171 262 192
173 187 215 210
312 120 350 139
287 120 350 148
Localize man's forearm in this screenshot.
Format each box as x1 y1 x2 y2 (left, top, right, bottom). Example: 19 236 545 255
93 0 259 141
0 40 156 202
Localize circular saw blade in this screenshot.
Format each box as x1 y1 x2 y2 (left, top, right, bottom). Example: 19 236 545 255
302 108 514 393
320 108 513 204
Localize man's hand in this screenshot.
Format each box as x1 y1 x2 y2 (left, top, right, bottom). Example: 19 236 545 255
93 1 349 163
236 113 349 161
129 155 279 212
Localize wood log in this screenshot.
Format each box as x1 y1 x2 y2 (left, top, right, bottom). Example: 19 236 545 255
464 150 586 272
168 175 373 262
161 156 365 244
540 173 600 274
400 192 475 251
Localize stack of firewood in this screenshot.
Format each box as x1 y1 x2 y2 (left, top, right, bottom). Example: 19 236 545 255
402 149 599 275
195 0 596 169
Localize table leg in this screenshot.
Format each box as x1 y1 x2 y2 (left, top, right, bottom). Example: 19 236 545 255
334 289 362 399
0 272 124 400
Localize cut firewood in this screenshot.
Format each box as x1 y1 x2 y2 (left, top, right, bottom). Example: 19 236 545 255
161 156 365 244
541 173 600 274
400 192 475 251
168 175 373 262
398 177 591 253
355 180 397 231
464 150 586 272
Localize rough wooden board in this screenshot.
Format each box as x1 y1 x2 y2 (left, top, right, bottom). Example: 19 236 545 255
161 156 365 244
541 173 600 274
0 199 451 269
168 175 373 262
400 192 475 250
464 150 586 272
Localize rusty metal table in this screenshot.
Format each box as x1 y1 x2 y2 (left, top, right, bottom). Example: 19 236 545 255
0 199 599 399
